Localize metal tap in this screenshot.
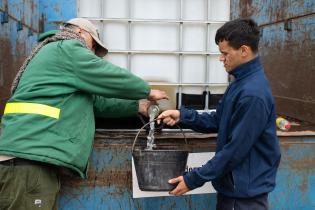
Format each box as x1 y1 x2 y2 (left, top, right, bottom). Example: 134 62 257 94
148 105 160 121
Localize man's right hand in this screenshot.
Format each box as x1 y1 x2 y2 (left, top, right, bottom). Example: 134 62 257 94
168 176 190 196
147 89 169 101
157 110 180 126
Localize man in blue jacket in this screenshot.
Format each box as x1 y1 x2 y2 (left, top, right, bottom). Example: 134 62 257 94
157 18 281 210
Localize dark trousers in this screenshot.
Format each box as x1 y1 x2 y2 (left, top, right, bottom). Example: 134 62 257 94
0 158 60 210
216 193 269 210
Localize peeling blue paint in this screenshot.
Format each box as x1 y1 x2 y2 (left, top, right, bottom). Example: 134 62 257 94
0 0 38 55
232 0 315 123
1 1 315 209
60 181 217 210
58 132 315 210
231 0 315 25
0 0 77 112
270 142 315 210
0 0 77 56
38 0 76 31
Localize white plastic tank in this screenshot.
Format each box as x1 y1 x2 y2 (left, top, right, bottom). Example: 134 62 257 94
78 0 230 109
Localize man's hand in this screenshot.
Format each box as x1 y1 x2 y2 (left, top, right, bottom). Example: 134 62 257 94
138 99 155 117
148 89 169 101
157 110 180 126
168 176 190 196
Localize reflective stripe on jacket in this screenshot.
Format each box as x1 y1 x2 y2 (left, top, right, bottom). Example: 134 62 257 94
0 37 149 178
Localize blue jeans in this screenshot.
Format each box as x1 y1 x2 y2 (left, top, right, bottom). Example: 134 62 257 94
216 193 269 210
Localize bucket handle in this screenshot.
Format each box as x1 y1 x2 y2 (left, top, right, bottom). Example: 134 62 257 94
132 118 187 153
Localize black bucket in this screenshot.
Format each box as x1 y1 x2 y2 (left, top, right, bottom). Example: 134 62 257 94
133 149 188 191
132 121 189 191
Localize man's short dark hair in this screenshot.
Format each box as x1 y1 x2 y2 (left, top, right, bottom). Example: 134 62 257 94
215 18 260 53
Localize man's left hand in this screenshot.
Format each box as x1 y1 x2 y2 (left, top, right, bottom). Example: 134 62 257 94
138 99 154 117
168 176 190 196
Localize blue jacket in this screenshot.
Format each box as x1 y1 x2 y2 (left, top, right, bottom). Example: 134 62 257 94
180 57 281 198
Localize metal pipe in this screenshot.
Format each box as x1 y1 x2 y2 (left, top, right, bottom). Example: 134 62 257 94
274 95 315 104
108 49 220 55
177 0 184 109
83 17 226 24
99 0 105 54
204 0 211 110
259 12 315 28
127 0 132 71
148 82 228 86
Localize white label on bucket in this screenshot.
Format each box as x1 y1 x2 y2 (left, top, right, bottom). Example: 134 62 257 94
132 152 216 198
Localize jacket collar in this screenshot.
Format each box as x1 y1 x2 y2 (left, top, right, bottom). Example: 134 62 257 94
229 56 262 80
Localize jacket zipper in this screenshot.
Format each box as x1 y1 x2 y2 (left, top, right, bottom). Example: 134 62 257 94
231 171 236 190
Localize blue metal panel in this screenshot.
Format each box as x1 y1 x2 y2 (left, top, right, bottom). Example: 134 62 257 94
38 0 77 31
60 186 217 210
1 1 315 209
59 131 315 210
1 0 38 54
270 139 315 209
0 0 39 113
0 0 77 113
231 0 315 25
59 132 217 210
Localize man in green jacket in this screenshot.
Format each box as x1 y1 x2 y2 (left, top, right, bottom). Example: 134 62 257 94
0 18 167 210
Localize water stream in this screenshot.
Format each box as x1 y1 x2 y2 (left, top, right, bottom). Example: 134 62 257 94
146 118 155 150
145 105 159 150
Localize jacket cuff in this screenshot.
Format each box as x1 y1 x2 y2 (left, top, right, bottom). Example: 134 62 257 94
179 106 195 124
183 171 205 190
179 106 188 123
130 100 140 116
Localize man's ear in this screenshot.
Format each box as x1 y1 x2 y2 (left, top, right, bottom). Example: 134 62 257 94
240 45 250 57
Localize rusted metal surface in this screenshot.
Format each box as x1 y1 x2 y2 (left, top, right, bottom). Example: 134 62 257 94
58 130 315 210
38 0 76 31
1 0 315 209
0 7 39 33
0 38 27 113
59 130 218 210
271 140 315 209
231 0 315 124
232 0 315 23
0 0 39 114
38 13 45 33
62 130 217 188
260 14 315 124
61 169 132 189
0 0 76 114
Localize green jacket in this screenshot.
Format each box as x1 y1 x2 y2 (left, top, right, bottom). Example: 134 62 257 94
0 36 150 178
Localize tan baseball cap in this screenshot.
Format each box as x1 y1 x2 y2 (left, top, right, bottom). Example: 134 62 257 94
66 18 108 57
